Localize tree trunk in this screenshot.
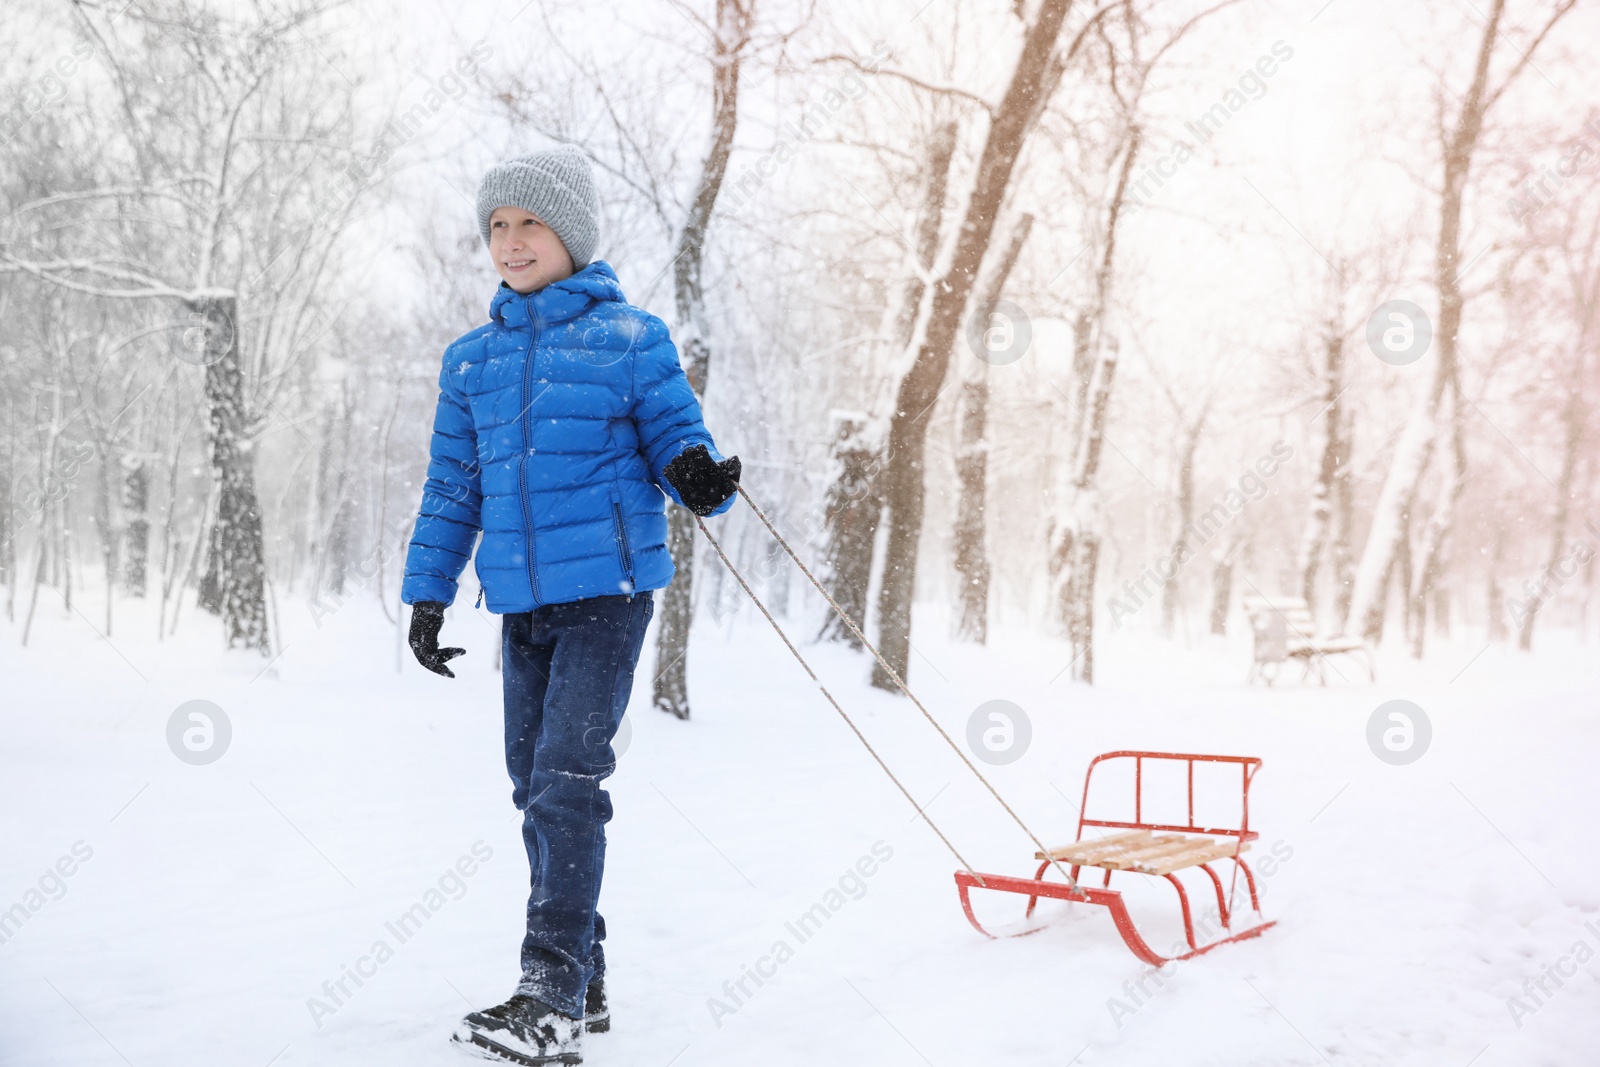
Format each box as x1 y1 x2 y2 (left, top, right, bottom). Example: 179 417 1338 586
652 0 749 720
121 459 149 598
194 294 271 653
817 120 958 646
156 396 194 632
1297 323 1346 615
1387 510 1412 647
92 436 117 635
654 508 699 717
1582 541 1597 645
1210 530 1244 635
59 491 72 613
1 393 12 601
23 373 66 645
326 498 354 598
21 521 47 647
168 488 212 640
817 413 883 647
1330 406 1357 630
1409 378 1466 656
951 378 993 646
891 120 962 361
872 0 1075 691
1515 380 1584 649
311 390 353 600
1044 118 1144 684
1 397 13 612
1070 310 1093 441
952 213 1032 644
197 514 222 615
1050 340 1119 681
1348 0 1537 644
1161 411 1205 638
1486 523 1509 642
0 473 10 594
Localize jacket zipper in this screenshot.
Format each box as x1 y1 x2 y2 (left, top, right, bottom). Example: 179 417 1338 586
612 501 634 583
520 295 543 606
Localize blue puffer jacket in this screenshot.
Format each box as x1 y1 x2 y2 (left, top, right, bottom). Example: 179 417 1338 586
400 261 733 613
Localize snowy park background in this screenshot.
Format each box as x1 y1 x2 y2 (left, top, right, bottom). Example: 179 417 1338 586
3 0 1599 1064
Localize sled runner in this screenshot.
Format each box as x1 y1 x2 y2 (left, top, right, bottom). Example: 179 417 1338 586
953 751 1276 965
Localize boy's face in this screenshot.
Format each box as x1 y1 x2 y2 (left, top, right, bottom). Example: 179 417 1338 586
488 206 575 294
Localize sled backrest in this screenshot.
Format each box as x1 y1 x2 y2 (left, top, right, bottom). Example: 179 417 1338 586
1075 751 1261 847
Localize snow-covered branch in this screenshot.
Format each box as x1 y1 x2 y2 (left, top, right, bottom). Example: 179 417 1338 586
0 256 203 301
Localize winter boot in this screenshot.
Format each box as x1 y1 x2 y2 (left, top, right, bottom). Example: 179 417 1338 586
452 993 582 1065
583 978 608 1034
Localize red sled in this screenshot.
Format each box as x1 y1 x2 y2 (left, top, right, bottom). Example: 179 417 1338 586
954 751 1277 966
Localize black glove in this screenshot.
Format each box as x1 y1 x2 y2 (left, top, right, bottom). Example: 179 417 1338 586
408 601 465 678
663 444 741 517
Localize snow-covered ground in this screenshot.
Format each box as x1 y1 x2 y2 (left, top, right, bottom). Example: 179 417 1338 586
3 587 1598 1066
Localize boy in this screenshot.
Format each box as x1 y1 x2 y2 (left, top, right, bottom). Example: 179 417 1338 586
400 147 742 1066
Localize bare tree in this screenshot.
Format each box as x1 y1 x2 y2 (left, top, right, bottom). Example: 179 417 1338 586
1405 382 1465 655
1513 155 1599 649
817 119 958 647
1048 328 1121 681
653 0 757 721
2 0 373 652
1159 403 1208 638
1346 0 1578 644
1044 0 1237 681
872 0 1081 690
1330 404 1359 629
815 412 882 649
952 211 1032 643
1045 97 1139 681
1210 528 1246 635
1297 286 1350 618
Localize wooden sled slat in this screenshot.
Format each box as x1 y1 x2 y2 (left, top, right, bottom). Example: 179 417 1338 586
1037 832 1250 874
1134 838 1247 875
1034 829 1156 864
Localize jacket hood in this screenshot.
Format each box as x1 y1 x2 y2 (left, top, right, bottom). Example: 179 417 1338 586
489 259 626 329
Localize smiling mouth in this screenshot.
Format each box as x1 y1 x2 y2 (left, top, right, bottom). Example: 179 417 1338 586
503 259 535 271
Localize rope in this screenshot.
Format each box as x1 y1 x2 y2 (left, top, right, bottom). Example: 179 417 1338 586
692 509 987 887
696 483 1079 890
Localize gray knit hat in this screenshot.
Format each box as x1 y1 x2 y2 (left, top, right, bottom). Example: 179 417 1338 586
476 148 600 269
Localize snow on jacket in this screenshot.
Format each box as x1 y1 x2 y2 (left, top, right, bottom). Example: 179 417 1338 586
400 260 733 613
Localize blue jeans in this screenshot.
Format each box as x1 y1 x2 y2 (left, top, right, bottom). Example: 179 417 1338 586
501 592 653 1018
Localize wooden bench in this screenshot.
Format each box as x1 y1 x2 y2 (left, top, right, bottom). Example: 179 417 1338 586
954 751 1277 965
1242 595 1374 686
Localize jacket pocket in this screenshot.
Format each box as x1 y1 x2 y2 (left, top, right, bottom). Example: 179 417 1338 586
611 501 634 583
